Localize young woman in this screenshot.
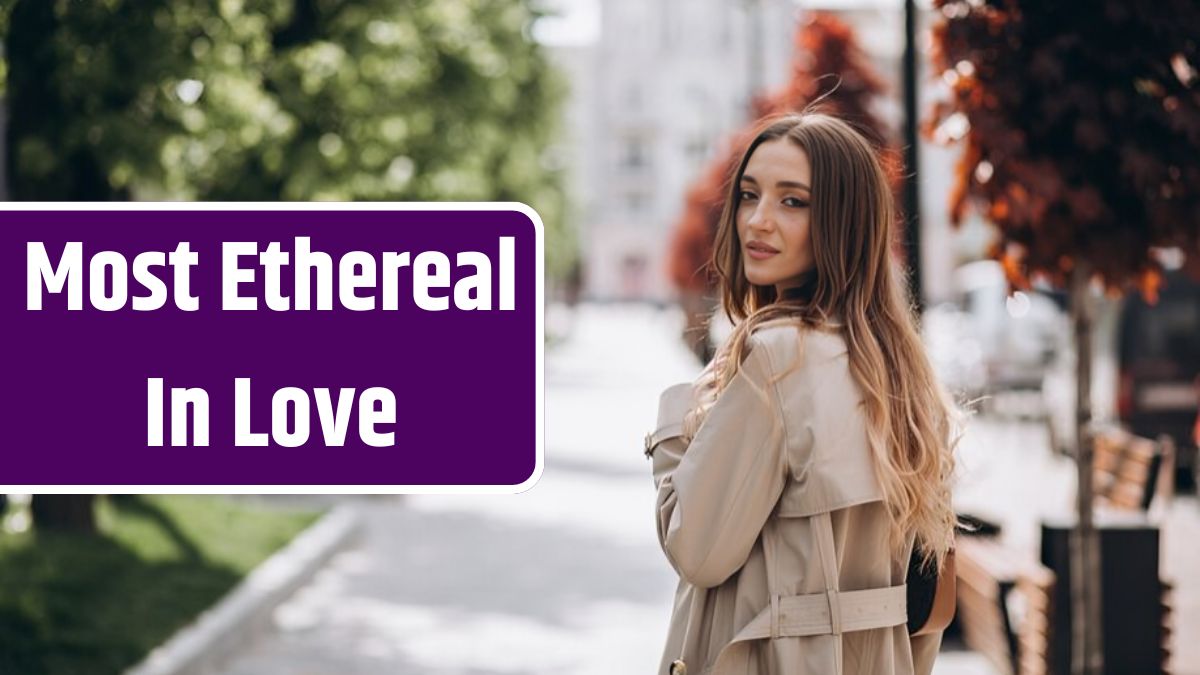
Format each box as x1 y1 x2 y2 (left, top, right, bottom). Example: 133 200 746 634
645 112 958 675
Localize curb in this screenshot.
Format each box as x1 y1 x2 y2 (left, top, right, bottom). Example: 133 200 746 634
124 501 363 675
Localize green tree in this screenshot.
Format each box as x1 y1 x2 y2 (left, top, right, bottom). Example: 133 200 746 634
1 0 574 274
1 0 290 532
2 0 289 200
2 0 575 531
927 2 1200 672
199 0 575 277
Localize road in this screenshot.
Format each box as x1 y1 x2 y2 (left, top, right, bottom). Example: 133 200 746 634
217 303 1196 674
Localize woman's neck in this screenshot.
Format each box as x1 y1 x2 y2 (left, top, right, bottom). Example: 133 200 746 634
776 270 817 303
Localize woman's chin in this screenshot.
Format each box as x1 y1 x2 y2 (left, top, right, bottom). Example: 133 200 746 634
743 271 776 287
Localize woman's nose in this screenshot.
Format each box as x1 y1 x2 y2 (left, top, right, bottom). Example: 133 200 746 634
747 203 774 230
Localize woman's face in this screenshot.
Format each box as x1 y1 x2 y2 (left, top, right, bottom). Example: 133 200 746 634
736 138 815 294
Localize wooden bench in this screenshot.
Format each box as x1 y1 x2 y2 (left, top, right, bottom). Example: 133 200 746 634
955 430 1177 674
1092 430 1176 672
957 531 1173 675
1011 563 1056 675
955 536 1054 675
1093 429 1175 512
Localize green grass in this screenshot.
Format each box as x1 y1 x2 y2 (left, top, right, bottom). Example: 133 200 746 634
0 495 322 675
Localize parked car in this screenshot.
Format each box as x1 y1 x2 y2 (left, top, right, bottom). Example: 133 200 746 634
922 300 988 404
924 260 1065 410
1118 269 1200 488
1043 269 1200 490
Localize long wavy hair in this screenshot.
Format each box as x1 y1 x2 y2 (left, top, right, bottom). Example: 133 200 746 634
682 112 959 570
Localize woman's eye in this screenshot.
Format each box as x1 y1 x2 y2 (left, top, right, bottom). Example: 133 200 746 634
738 190 758 202
783 197 810 208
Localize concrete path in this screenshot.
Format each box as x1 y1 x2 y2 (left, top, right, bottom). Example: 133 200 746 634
214 303 1196 674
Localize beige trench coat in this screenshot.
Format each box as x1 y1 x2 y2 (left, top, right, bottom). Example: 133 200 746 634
646 322 942 675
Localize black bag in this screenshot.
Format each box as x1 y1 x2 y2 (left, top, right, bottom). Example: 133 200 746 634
906 545 956 635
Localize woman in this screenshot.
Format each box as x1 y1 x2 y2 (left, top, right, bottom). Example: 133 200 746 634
645 112 958 675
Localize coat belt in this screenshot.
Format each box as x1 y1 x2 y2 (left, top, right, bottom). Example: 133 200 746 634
732 584 907 640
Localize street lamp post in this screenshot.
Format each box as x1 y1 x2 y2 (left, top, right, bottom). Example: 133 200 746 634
902 0 923 308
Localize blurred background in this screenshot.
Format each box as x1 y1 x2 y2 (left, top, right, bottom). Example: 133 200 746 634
1 0 1198 674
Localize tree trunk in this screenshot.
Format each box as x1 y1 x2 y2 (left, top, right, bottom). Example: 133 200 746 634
1069 262 1103 674
30 495 97 534
902 0 923 311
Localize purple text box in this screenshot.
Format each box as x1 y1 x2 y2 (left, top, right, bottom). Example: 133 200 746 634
2 204 543 492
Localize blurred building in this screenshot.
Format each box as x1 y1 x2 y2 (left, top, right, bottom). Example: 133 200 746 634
580 0 798 303
543 38 599 297
543 0 998 305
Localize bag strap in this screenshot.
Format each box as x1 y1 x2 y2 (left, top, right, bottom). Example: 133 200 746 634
910 549 956 636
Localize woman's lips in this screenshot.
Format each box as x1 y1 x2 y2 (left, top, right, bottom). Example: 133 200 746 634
745 244 778 260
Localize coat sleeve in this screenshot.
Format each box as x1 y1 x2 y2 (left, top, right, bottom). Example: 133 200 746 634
648 382 694 490
649 338 789 589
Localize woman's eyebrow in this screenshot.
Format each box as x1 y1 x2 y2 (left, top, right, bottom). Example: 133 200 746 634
741 174 811 191
777 180 811 190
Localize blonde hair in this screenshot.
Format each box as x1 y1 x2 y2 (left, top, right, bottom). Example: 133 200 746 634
683 112 960 570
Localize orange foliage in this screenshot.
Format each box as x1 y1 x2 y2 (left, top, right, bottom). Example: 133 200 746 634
926 0 1200 295
666 12 900 294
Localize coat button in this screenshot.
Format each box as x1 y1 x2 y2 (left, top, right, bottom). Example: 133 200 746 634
669 660 687 675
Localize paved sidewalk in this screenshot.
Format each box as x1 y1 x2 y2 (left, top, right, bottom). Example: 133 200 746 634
217 304 697 674
212 303 1196 674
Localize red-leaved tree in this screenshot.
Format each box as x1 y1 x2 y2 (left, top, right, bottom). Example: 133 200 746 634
927 1 1200 672
667 11 899 362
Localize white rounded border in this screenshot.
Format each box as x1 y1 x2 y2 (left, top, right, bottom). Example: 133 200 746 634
3 201 545 495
